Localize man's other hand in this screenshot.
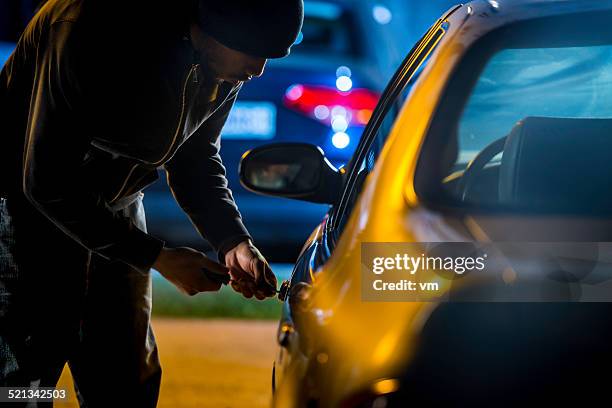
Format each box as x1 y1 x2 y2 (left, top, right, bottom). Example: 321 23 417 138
225 240 277 300
153 247 230 296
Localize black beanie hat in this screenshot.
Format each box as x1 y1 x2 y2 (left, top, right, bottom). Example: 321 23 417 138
198 0 304 59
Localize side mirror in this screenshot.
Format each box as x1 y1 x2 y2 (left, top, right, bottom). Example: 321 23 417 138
239 143 342 204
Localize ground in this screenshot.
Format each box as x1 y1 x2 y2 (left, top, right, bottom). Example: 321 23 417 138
55 318 278 408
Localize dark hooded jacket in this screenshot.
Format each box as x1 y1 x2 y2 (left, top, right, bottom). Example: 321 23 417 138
0 0 251 273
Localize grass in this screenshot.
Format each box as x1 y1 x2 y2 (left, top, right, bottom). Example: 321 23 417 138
151 270 288 320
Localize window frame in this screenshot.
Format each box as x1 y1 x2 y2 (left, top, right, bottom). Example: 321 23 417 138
327 12 453 233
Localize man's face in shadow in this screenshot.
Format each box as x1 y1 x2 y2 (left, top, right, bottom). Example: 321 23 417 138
190 24 268 85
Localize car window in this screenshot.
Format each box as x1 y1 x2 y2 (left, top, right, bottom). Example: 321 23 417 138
292 1 360 57
333 22 447 232
457 46 612 167
416 15 612 215
0 41 14 67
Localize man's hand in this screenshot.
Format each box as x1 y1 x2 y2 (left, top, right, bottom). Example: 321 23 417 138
225 240 277 300
153 247 230 296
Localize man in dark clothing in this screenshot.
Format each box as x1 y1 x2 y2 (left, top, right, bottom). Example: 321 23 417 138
0 0 304 406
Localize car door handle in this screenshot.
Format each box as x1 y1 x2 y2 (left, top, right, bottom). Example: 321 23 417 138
278 322 294 348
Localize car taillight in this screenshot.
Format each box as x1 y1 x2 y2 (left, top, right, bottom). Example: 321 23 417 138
283 84 380 128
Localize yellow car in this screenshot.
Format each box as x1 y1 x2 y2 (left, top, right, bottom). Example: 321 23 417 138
240 1 612 406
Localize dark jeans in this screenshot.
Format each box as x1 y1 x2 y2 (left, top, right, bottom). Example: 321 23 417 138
0 194 161 407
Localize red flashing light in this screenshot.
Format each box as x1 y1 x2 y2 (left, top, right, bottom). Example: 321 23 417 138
283 84 380 126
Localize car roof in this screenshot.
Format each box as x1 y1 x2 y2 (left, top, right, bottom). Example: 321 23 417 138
436 0 612 52
471 0 612 13
464 0 612 25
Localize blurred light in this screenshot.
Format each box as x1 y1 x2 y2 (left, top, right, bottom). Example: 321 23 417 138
282 84 380 128
488 0 499 9
336 65 352 78
314 105 330 120
331 116 349 132
293 31 304 45
372 5 392 25
285 84 304 101
336 75 353 92
372 379 400 395
332 132 350 149
502 267 517 284
356 109 373 125
306 2 342 19
331 105 347 118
